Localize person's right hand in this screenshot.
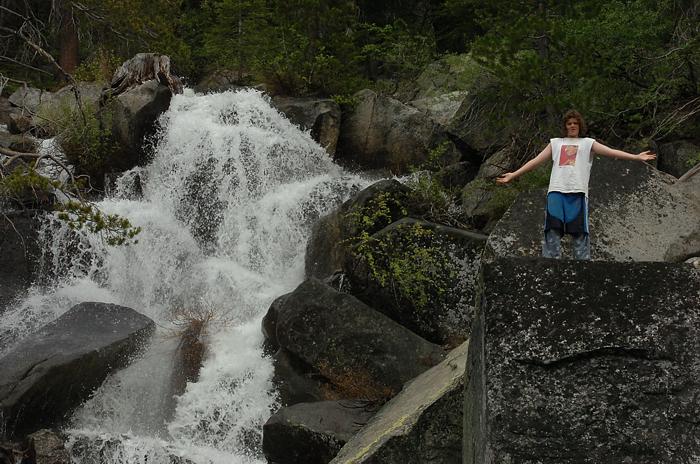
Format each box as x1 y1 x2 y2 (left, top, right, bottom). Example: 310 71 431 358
496 172 516 184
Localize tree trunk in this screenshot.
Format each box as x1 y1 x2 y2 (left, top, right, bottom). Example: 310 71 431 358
58 3 79 75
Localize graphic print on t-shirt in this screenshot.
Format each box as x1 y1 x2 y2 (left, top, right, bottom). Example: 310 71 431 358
559 145 578 166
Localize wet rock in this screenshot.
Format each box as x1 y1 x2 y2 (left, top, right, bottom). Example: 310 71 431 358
464 258 700 464
658 140 700 178
263 400 376 464
337 89 459 174
0 302 155 437
305 179 411 280
486 157 700 261
331 341 467 464
27 429 69 464
265 279 443 403
68 434 196 464
344 218 486 345
272 97 341 155
0 211 44 310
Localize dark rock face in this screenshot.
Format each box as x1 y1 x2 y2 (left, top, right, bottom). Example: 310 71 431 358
0 212 43 310
265 279 443 403
272 97 342 155
337 89 459 174
27 429 70 464
658 140 700 178
435 161 479 190
464 258 700 464
486 157 700 261
109 80 173 170
331 341 467 464
305 179 411 280
344 218 486 345
263 400 375 464
0 302 155 437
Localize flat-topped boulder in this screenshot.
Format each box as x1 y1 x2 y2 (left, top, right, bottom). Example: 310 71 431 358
264 279 444 404
331 341 467 464
464 258 700 464
0 302 154 437
486 157 700 261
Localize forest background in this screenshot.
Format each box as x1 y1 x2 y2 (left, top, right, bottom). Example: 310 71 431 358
1 0 699 150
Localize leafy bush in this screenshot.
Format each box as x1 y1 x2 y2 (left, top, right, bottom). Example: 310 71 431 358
343 192 457 311
74 48 123 83
40 100 118 179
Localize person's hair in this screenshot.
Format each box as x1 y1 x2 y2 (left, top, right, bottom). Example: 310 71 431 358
561 109 587 137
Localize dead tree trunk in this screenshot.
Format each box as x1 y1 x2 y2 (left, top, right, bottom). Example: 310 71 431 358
105 53 184 98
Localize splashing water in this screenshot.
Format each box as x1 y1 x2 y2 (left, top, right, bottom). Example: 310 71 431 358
1 89 370 463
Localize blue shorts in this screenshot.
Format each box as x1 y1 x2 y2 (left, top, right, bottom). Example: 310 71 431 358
544 192 588 235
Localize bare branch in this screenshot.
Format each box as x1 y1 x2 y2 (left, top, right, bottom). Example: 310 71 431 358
0 55 53 75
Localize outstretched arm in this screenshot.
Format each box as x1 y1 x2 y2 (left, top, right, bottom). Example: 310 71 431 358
592 141 656 162
496 143 552 184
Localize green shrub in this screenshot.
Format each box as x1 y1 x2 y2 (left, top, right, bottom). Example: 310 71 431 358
343 192 457 311
74 48 123 83
39 100 118 180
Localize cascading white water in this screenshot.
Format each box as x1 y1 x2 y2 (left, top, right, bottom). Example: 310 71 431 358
0 89 370 463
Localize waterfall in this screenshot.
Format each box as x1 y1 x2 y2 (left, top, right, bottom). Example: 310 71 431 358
0 89 369 463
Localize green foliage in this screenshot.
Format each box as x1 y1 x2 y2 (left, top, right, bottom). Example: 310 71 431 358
55 201 141 246
358 21 437 81
40 100 118 179
73 48 122 83
343 191 456 310
405 174 465 228
330 94 359 111
461 0 700 142
0 164 140 246
0 165 56 205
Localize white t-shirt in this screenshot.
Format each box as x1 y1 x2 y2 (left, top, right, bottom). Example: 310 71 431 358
548 137 595 196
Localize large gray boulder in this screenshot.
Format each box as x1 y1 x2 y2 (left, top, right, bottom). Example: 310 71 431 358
273 97 341 155
0 212 44 311
486 157 700 261
264 279 444 403
108 79 172 170
0 302 155 437
305 180 411 280
8 87 51 114
464 258 700 464
337 89 459 174
331 341 467 464
263 400 376 464
344 218 486 345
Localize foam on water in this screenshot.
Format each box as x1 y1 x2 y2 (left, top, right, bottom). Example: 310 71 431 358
0 89 370 462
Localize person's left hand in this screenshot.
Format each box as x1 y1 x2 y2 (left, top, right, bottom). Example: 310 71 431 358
637 150 656 161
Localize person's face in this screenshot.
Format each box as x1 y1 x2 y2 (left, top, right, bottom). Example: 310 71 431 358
566 118 580 138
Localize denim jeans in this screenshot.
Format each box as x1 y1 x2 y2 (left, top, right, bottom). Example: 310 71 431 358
542 229 590 260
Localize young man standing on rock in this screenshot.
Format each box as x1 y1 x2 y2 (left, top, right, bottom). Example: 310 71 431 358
496 110 656 259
